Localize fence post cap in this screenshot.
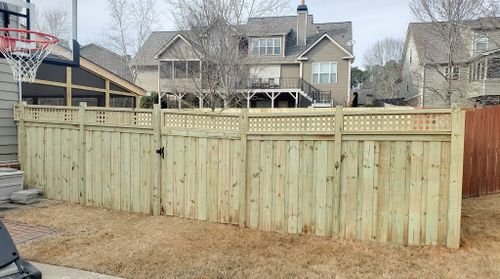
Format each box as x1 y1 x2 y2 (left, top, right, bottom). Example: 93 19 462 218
79 102 87 108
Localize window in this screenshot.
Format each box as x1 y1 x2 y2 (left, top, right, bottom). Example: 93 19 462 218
487 58 500 79
160 60 201 79
251 37 281 55
471 61 485 80
251 40 259 55
174 61 187 78
444 66 460 80
475 33 488 53
160 61 173 78
274 38 280 54
312 62 337 84
187 61 200 78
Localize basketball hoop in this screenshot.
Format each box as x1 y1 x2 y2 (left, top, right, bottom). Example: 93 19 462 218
0 28 59 83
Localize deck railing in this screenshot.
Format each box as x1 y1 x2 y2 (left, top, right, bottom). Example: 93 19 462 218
235 77 331 104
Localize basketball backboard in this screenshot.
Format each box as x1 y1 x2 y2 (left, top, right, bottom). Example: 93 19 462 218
0 0 79 66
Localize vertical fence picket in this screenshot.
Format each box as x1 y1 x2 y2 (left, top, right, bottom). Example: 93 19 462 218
332 106 343 235
239 109 249 227
152 104 161 215
447 104 465 249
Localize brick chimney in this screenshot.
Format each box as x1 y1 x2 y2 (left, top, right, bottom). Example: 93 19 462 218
297 0 308 46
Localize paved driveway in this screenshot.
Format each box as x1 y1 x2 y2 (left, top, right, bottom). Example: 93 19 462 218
32 262 124 279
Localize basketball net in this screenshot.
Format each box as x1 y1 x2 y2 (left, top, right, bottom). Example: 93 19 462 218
0 28 59 83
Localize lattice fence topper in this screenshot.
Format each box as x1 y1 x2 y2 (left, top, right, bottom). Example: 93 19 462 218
15 105 453 133
163 111 240 131
248 114 336 133
22 106 79 122
343 111 452 132
85 109 153 127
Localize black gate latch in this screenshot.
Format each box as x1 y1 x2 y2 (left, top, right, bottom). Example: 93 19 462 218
156 147 165 159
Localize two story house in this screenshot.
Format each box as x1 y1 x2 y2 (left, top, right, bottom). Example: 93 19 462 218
135 2 354 108
400 18 500 108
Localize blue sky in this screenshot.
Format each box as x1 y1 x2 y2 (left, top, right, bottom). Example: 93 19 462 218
75 0 414 67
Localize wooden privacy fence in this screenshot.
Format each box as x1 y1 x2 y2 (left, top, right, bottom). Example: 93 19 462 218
15 104 466 248
463 105 500 198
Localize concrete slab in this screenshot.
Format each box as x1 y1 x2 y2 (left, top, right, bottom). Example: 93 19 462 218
31 262 125 279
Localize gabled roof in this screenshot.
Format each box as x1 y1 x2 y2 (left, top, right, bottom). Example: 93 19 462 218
408 22 471 65
297 33 354 60
136 14 353 66
154 33 198 59
80 43 133 81
51 45 146 96
407 18 500 65
465 17 500 30
135 31 179 66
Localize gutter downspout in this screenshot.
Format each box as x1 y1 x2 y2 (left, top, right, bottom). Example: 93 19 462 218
347 59 352 106
421 63 426 108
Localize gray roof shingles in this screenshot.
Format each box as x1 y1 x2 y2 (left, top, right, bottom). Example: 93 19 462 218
80 43 134 81
409 17 500 65
137 14 353 66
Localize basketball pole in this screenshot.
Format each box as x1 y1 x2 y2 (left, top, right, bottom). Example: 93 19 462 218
18 60 22 102
18 80 21 102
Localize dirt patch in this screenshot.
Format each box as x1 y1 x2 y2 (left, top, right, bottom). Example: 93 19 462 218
3 195 500 279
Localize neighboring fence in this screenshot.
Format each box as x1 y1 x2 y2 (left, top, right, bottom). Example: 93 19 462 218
15 104 466 248
463 106 500 198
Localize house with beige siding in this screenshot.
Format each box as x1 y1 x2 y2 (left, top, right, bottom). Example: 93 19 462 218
400 18 500 108
0 59 18 166
135 2 354 108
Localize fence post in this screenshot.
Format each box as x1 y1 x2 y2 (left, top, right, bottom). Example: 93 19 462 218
17 102 27 178
447 103 465 249
239 109 249 227
78 102 87 204
152 104 162 215
332 105 344 235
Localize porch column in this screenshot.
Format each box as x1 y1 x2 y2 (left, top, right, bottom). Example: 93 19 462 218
136 96 141 108
271 92 275 109
199 96 203 109
247 93 250 108
105 79 110 107
66 67 72 106
295 92 299 108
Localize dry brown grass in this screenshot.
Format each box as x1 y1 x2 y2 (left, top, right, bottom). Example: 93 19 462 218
3 195 500 279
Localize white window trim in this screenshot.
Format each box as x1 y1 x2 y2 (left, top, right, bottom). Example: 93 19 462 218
311 62 338 84
158 59 202 79
444 66 460 80
471 61 486 81
250 37 282 56
474 33 488 53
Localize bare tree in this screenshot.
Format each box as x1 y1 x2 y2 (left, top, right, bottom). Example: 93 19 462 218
162 0 289 110
364 38 404 67
36 7 70 41
363 38 404 99
409 0 497 106
103 0 158 83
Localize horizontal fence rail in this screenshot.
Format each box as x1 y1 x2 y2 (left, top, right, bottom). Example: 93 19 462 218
15 103 465 248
